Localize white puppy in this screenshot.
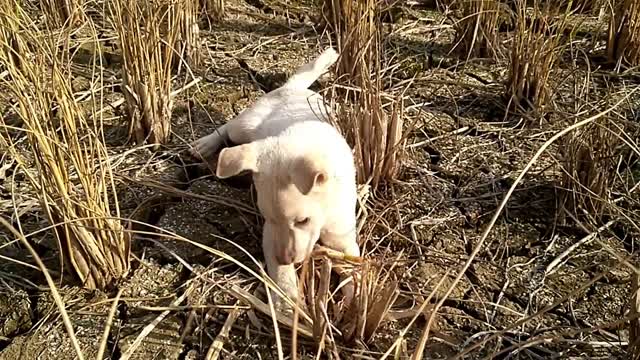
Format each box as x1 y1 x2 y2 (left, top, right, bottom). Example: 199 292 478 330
190 48 359 307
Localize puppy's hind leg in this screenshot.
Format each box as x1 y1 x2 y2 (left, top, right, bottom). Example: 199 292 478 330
282 47 339 90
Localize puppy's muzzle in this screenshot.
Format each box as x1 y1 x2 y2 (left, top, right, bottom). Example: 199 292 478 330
275 247 295 265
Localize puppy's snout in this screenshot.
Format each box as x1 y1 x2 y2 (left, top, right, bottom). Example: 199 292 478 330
275 247 295 265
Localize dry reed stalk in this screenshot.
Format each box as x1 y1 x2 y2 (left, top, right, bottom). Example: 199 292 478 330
303 249 400 348
201 0 225 22
505 0 568 118
565 0 603 14
339 256 400 344
0 8 130 290
39 0 83 27
323 0 407 188
607 0 640 67
174 0 201 69
448 0 502 59
0 2 27 73
323 0 380 86
110 0 177 148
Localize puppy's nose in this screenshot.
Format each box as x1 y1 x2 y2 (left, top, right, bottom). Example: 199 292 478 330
276 248 295 265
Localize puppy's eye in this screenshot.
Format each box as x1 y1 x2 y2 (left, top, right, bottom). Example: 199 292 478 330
295 217 310 226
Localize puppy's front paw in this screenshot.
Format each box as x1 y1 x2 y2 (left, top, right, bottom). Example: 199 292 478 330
341 281 355 306
270 288 298 314
189 132 222 162
188 137 208 161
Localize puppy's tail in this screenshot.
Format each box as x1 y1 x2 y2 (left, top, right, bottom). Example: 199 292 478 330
282 47 339 90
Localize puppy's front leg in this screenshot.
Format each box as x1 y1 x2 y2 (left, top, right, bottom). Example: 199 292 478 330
262 222 299 310
189 123 230 163
320 226 360 304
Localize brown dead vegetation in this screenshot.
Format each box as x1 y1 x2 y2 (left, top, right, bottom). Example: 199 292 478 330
110 0 178 148
607 0 640 67
323 0 407 188
0 5 130 290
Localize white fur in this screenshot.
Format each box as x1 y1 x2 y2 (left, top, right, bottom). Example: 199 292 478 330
190 47 359 308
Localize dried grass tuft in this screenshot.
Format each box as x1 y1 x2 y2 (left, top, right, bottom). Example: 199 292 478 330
558 119 619 225
175 0 201 69
110 0 178 148
447 0 504 59
38 0 84 28
558 88 640 228
323 0 407 188
607 0 640 67
303 246 401 350
0 7 130 290
505 0 570 118
338 256 400 344
0 2 27 73
571 0 606 15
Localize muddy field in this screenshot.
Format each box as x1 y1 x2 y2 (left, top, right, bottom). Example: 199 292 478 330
1 0 639 359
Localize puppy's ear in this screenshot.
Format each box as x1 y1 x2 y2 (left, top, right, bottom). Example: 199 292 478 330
216 144 258 178
292 155 328 195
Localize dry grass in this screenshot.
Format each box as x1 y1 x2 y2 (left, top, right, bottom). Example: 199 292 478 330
447 0 504 59
322 0 379 82
505 0 570 118
110 0 178 148
0 7 130 290
174 0 201 69
558 69 640 227
607 0 640 67
312 0 410 350
571 0 606 14
170 0 201 68
558 118 619 225
38 0 84 28
0 2 27 73
300 246 401 353
323 0 407 188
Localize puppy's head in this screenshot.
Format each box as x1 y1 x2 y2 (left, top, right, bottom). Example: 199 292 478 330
217 142 331 265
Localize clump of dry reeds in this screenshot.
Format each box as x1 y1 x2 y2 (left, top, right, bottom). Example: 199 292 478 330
567 0 605 15
38 0 84 27
505 0 569 117
200 0 225 22
448 0 503 59
558 87 639 228
0 2 27 73
0 8 130 289
323 0 407 188
558 119 619 225
607 0 640 67
303 246 400 350
175 0 201 69
110 0 178 148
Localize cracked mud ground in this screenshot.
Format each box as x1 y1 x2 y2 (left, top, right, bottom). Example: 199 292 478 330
1 0 638 359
